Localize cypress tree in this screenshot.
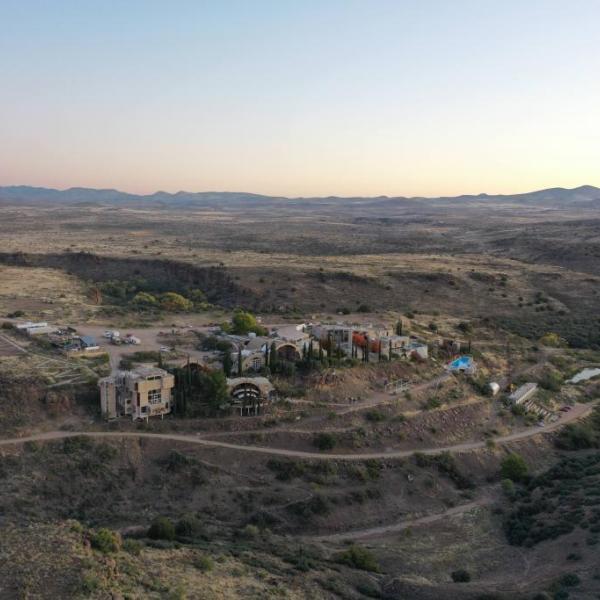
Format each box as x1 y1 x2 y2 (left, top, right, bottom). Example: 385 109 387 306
237 346 243 376
269 342 278 369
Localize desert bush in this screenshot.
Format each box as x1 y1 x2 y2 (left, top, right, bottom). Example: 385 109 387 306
364 409 385 422
175 515 203 538
80 573 100 594
313 432 337 451
560 573 581 587
148 516 176 541
538 370 563 391
451 569 471 582
500 453 528 482
90 528 122 554
240 524 260 539
123 539 143 555
160 292 193 312
193 552 214 571
336 544 380 572
501 478 516 499
266 458 306 481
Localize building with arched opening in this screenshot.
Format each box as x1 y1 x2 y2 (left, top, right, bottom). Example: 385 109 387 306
226 376 275 416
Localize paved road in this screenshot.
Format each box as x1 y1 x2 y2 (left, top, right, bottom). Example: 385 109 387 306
0 402 592 460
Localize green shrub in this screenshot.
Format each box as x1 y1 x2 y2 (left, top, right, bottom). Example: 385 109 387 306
313 432 337 451
90 528 122 554
160 292 193 312
148 516 176 541
500 453 528 482
175 515 203 538
228 310 267 335
451 569 471 582
336 545 380 572
364 410 385 422
556 423 598 450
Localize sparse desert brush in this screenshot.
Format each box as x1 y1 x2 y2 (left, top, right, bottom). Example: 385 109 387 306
193 552 214 572
123 538 144 556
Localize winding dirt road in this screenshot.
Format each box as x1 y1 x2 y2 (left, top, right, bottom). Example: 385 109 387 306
0 402 592 460
312 496 494 542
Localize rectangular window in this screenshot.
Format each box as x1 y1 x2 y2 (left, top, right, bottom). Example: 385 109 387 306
148 389 162 404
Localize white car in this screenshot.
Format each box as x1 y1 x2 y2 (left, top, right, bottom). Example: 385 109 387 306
159 346 170 353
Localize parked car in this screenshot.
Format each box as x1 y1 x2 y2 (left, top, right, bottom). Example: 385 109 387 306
159 346 170 353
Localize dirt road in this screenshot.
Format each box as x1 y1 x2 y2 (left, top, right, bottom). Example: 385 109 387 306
312 496 494 542
0 402 592 459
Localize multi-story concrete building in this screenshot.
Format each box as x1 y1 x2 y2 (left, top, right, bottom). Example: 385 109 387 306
99 366 175 421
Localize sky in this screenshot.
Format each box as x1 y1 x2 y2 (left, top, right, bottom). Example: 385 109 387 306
1 0 599 197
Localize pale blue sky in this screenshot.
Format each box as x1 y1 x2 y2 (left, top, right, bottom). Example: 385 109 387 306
1 1 599 196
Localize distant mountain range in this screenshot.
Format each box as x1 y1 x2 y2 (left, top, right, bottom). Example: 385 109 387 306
0 184 599 209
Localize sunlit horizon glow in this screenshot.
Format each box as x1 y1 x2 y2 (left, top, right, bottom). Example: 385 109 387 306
1 1 599 198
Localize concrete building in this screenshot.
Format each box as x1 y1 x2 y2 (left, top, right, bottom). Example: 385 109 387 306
226 376 275 415
380 335 411 358
310 323 354 355
234 348 266 372
99 366 175 420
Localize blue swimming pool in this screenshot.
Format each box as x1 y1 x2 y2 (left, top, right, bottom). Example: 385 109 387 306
448 356 472 370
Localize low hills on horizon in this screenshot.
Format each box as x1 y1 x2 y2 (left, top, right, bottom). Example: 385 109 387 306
1 183 599 209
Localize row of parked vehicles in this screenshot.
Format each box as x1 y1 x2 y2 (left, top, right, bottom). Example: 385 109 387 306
103 330 141 345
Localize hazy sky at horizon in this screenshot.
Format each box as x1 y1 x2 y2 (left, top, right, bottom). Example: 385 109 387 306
1 0 599 197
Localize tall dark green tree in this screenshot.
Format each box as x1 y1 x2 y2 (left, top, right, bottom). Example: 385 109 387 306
269 342 278 370
237 346 243 376
395 320 403 336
